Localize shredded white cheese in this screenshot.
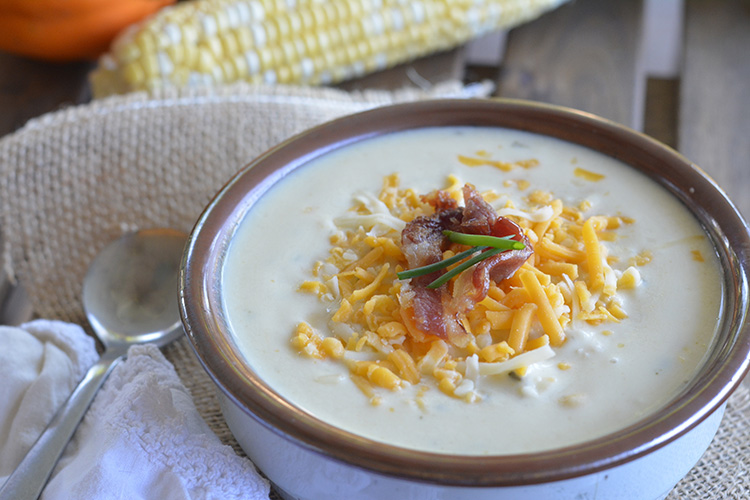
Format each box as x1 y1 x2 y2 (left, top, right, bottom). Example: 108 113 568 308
334 191 407 231
464 354 481 382
478 344 556 376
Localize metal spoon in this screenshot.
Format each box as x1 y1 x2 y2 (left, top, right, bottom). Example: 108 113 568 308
0 228 187 499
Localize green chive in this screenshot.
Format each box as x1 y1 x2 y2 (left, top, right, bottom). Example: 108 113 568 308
397 230 527 288
443 230 526 250
426 247 506 289
396 246 487 280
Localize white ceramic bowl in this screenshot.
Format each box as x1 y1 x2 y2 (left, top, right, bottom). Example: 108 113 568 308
179 99 750 500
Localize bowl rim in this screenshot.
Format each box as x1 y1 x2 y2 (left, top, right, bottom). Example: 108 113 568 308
179 98 750 486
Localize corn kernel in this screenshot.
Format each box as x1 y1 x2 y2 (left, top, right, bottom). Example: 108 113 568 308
438 377 456 395
290 334 308 350
367 365 401 390
618 267 642 289
123 61 146 85
299 280 327 297
479 341 514 363
321 337 345 359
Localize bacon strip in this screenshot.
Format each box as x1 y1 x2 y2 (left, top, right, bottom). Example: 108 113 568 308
399 184 533 345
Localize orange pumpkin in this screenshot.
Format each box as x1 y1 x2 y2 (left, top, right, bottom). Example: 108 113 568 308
0 0 175 62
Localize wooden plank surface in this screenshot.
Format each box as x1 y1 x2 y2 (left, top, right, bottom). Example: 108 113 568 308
679 0 750 218
0 52 93 136
337 48 466 92
643 78 679 149
496 0 644 128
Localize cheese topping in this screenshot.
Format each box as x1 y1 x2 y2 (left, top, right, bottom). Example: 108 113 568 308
292 172 644 405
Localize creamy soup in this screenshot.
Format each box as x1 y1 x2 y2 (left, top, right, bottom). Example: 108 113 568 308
222 126 723 455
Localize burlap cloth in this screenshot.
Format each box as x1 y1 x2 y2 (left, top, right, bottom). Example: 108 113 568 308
1 82 748 499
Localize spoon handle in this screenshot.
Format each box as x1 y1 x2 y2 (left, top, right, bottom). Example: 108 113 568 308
0 351 124 500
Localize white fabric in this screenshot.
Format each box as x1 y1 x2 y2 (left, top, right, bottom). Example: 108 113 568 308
0 320 98 476
0 321 270 499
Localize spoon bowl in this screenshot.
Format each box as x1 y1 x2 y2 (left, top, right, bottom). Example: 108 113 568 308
0 228 187 500
83 228 186 348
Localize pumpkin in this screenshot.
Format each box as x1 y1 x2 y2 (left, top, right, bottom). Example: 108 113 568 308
0 0 175 62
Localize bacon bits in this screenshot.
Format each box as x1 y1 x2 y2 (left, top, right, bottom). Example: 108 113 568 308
399 184 533 346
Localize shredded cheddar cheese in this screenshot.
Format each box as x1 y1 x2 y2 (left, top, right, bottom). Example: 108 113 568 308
574 167 606 182
292 172 645 404
457 155 539 172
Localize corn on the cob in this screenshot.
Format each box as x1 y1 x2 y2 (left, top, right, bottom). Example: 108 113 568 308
90 0 566 97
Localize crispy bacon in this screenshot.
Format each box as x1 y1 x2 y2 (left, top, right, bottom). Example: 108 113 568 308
399 184 533 346
420 189 458 212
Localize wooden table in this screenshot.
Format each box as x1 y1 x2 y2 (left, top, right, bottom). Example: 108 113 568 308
1 0 748 320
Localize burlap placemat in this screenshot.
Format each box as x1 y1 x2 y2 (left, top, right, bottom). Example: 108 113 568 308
1 82 748 499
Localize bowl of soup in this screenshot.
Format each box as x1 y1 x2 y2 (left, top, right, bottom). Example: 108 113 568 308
179 99 750 500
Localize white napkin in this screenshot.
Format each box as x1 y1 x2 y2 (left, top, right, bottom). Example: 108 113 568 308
0 320 270 499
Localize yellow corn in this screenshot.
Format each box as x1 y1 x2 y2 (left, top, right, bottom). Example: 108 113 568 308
320 336 345 358
617 267 642 289
478 341 514 363
90 0 567 97
366 364 401 390
298 280 328 297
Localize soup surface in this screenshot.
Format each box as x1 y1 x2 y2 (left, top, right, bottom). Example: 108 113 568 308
222 126 723 455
